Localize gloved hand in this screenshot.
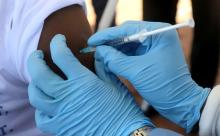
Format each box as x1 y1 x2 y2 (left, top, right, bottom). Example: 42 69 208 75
88 21 210 133
27 34 154 136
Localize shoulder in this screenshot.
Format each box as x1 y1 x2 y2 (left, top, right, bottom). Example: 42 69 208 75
3 0 87 82
38 4 93 79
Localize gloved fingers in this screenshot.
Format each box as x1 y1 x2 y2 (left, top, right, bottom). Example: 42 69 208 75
50 34 91 79
35 110 57 135
88 21 147 46
27 50 63 97
28 84 58 116
95 45 127 63
95 46 139 81
95 59 126 90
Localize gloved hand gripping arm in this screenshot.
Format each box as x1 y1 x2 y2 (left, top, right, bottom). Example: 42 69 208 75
27 34 155 136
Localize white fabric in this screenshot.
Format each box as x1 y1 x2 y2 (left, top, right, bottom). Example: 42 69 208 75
0 0 85 135
199 85 220 136
97 0 118 31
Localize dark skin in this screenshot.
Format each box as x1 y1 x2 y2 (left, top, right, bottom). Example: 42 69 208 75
37 4 197 135
38 5 94 79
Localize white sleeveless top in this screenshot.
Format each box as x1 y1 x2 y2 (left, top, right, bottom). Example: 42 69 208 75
0 0 85 135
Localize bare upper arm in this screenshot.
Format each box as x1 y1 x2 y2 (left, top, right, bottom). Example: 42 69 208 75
38 4 94 79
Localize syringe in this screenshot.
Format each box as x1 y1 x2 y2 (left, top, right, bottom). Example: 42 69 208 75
80 19 195 54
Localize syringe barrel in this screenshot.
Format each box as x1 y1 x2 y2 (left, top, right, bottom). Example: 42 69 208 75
104 38 126 46
80 19 195 54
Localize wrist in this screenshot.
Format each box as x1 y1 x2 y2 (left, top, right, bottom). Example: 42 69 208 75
106 100 155 135
191 89 208 133
190 98 207 134
183 81 210 133
199 85 220 136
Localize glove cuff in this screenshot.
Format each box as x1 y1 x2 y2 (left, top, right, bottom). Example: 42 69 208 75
199 85 220 136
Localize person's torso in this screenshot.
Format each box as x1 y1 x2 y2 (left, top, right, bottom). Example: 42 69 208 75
0 0 85 135
0 1 49 135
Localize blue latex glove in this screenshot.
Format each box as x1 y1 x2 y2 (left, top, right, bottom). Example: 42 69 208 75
88 21 210 133
27 34 154 136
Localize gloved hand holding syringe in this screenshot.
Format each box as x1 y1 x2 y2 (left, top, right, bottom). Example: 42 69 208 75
88 19 219 135
80 19 195 53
